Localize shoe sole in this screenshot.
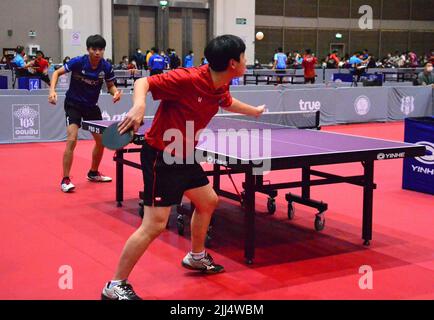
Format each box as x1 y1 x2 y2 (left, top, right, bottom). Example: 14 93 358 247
61 186 75 193
87 177 112 183
181 261 225 274
101 293 120 300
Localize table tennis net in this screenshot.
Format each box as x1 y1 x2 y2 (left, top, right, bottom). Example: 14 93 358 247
208 110 320 131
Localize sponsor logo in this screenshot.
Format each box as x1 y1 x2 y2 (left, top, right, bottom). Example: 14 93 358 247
299 99 321 111
12 104 40 139
101 111 127 122
98 71 105 79
415 141 434 165
354 95 371 116
377 152 405 160
400 96 415 116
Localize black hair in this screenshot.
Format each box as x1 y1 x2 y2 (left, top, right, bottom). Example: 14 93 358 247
151 47 158 53
16 46 25 54
204 34 246 72
278 47 283 53
86 35 106 49
36 50 44 57
305 49 312 55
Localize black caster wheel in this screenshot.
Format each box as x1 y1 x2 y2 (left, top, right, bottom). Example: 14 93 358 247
287 202 295 220
363 240 371 246
245 259 253 265
314 214 325 232
267 198 276 215
117 201 122 208
138 206 144 218
176 214 185 236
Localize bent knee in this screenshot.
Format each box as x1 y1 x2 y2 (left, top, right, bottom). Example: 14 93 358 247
197 194 219 212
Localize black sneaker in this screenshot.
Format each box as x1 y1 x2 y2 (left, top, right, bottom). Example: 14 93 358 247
182 252 225 274
101 280 142 300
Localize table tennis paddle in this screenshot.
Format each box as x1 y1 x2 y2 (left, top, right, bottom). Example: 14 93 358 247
102 122 134 150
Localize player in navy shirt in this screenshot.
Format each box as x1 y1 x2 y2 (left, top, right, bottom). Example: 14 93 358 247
48 35 122 193
148 49 166 76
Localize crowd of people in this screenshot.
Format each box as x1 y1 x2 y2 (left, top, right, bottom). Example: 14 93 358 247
2 44 434 87
263 48 434 70
261 47 434 85
112 47 202 74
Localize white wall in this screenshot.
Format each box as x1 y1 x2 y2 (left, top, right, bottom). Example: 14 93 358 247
60 0 112 60
0 0 60 61
213 0 255 65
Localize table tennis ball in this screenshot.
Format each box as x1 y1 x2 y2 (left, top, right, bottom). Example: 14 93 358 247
256 32 264 41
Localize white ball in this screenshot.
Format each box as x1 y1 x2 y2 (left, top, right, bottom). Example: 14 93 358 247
256 32 264 41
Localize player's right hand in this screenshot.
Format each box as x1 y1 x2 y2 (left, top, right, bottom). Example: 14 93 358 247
48 91 57 105
118 105 145 134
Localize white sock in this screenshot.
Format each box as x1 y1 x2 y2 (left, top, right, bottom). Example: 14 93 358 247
190 250 206 260
108 280 125 289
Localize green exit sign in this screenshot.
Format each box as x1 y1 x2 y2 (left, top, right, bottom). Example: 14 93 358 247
236 18 247 25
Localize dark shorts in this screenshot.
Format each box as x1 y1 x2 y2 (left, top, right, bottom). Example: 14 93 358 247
64 99 102 128
150 69 164 76
141 141 209 207
304 77 316 84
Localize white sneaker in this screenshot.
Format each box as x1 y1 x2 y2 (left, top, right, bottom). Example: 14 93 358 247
87 171 112 182
61 177 75 193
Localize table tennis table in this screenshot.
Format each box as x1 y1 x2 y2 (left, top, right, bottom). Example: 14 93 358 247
243 69 313 85
82 117 425 264
381 68 423 82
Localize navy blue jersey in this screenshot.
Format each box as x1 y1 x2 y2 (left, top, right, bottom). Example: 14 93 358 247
149 54 165 71
64 55 115 107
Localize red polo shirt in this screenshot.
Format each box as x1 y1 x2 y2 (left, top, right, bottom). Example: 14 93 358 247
302 55 318 79
34 57 49 73
146 65 233 157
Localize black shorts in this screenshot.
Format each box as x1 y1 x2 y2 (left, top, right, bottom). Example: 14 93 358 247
64 99 102 128
150 69 164 76
141 141 209 207
304 77 316 84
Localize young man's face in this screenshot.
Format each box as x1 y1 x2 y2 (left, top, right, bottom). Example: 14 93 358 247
88 47 105 61
232 52 247 77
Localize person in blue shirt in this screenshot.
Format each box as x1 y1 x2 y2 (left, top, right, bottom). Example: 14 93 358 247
48 35 122 193
148 48 166 76
184 50 194 68
273 47 288 83
11 46 33 78
349 52 367 83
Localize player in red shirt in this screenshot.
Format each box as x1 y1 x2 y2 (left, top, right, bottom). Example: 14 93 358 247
28 50 51 86
101 35 265 300
302 49 318 84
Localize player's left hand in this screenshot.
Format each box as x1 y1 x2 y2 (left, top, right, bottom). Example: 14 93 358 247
113 90 122 103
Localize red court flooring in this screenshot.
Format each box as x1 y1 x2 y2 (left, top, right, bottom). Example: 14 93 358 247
0 121 433 300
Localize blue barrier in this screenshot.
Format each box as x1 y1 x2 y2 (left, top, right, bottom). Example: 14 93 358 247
18 77 41 90
0 75 7 89
402 117 434 195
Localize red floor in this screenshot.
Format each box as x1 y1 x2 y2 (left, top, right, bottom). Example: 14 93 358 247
0 121 433 300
